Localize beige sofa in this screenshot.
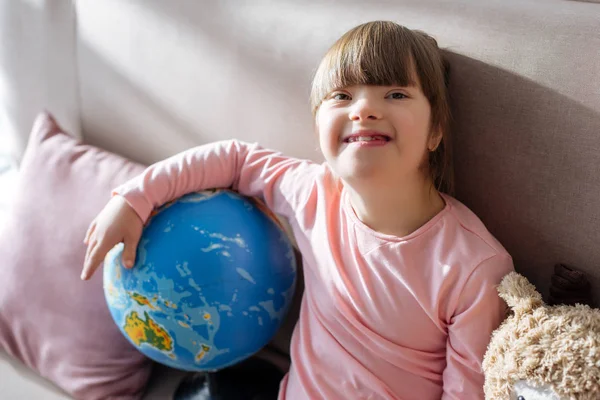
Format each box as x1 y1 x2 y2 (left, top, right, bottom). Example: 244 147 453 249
1 0 599 398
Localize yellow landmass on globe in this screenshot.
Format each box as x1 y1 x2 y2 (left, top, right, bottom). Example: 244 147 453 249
124 311 173 352
130 292 160 310
164 300 178 309
178 320 190 328
196 344 211 361
105 281 117 298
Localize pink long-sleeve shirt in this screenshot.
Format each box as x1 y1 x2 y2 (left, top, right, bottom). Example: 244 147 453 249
114 140 514 400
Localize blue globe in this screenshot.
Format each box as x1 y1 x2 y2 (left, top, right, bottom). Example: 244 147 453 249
103 189 298 372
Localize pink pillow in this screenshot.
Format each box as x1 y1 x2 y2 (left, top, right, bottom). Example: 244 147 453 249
0 112 152 399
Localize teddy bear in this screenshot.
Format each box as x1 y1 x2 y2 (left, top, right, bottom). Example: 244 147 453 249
482 271 600 400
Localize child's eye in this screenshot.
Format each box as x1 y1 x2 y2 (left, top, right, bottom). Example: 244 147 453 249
331 92 351 101
387 92 407 99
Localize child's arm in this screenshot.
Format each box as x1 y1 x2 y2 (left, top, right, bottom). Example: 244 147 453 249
81 139 319 280
113 139 317 223
441 253 514 400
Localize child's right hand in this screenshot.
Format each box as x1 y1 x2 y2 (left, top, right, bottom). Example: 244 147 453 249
81 195 144 281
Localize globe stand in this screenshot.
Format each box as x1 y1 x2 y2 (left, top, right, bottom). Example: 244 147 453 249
173 357 284 400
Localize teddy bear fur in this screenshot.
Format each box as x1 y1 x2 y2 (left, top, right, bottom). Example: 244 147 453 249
482 272 600 400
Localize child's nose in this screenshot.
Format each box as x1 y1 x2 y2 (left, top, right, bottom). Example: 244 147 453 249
349 100 382 121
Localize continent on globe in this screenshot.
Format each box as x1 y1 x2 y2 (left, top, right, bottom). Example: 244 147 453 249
124 311 174 353
196 344 212 362
130 292 160 310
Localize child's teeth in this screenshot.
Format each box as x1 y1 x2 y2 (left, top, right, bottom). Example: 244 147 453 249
350 136 385 142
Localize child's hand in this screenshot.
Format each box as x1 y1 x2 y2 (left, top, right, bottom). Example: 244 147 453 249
80 195 143 281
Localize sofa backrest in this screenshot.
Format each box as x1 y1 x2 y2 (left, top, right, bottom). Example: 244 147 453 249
0 0 81 160
3 0 600 299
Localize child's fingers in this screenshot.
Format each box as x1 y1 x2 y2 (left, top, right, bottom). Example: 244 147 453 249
122 236 139 269
81 242 110 280
84 238 96 271
84 220 96 245
81 245 97 280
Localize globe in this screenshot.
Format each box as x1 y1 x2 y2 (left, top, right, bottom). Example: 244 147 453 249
103 189 298 372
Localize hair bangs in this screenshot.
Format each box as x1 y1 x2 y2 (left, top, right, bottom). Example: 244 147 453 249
311 22 417 114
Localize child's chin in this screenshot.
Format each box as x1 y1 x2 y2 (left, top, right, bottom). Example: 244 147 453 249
338 161 387 182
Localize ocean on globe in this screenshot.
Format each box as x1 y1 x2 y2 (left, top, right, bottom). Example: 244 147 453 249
103 189 298 372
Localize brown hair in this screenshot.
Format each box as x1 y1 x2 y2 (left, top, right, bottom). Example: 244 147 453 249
310 21 454 195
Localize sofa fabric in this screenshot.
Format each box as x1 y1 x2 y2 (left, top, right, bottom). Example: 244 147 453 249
0 0 80 163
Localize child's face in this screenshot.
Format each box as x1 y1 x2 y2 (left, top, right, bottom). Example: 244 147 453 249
316 83 439 187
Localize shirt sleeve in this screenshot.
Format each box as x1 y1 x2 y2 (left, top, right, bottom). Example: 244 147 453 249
112 139 321 223
441 253 514 400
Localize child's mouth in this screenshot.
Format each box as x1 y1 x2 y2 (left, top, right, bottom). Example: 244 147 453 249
344 135 391 143
343 131 392 146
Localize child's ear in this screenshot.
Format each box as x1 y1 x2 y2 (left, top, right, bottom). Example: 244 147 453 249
428 129 443 152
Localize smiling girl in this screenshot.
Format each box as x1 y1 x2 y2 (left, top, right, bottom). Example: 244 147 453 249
82 21 513 399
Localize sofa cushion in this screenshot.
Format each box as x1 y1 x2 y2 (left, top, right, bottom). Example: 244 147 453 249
0 112 152 399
